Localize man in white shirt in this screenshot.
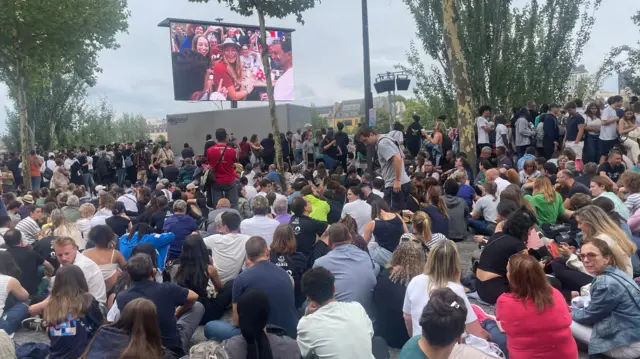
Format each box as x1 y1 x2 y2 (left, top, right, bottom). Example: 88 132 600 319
29 236 107 315
341 187 372 237
203 212 250 284
600 95 623 163
117 182 138 215
485 169 510 196
270 38 294 101
476 105 493 158
240 196 279 246
297 267 375 359
494 115 509 150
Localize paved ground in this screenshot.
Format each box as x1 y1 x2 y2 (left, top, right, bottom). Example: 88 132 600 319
13 238 589 358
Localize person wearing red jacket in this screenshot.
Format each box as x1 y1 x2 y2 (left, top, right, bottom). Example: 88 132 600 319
206 128 240 208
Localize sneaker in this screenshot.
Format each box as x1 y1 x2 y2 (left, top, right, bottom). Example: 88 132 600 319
21 317 44 332
471 304 496 323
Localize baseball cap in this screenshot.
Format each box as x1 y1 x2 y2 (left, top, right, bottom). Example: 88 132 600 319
95 185 106 192
134 180 143 187
186 183 198 190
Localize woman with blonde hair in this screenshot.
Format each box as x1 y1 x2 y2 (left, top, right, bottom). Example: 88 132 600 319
44 265 104 359
453 169 474 209
76 203 95 240
575 205 637 276
411 211 447 250
51 209 85 250
90 193 116 227
375 234 426 348
80 298 164 359
212 38 253 101
403 240 489 340
525 176 564 225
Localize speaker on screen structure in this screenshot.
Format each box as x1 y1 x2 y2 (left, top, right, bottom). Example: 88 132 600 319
374 77 395 94
396 74 410 91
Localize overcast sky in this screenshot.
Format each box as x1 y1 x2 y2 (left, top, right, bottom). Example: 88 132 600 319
0 0 637 130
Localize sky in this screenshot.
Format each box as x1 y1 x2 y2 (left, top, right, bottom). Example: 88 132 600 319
0 0 637 130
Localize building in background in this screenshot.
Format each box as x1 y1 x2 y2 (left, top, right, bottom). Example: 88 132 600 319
568 65 589 94
323 97 406 132
146 117 168 141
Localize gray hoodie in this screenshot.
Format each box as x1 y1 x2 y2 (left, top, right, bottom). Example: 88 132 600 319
444 195 469 240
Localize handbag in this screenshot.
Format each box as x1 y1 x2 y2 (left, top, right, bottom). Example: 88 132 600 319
203 145 228 188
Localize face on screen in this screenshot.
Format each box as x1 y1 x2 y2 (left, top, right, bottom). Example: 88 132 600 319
170 22 294 102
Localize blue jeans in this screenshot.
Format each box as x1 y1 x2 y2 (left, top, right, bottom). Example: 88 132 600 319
83 173 94 194
467 218 496 236
481 319 509 358
204 320 241 341
0 302 29 335
323 155 336 170
585 134 600 164
31 176 41 190
116 168 126 187
294 149 303 165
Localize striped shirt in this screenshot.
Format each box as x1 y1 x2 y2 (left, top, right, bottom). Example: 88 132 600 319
625 193 640 217
424 233 449 250
14 217 40 245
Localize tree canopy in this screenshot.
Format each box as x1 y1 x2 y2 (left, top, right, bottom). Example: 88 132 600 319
401 0 601 114
601 10 640 95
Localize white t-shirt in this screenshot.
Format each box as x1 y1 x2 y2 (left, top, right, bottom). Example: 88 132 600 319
476 117 490 144
341 199 372 237
495 177 510 197
403 274 477 337
297 301 374 359
273 67 294 101
203 233 250 284
240 215 280 246
600 106 619 140
473 195 499 223
117 194 138 214
495 123 508 148
72 253 107 304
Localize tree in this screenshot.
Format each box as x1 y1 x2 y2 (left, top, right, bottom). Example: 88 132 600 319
442 0 476 169
189 0 320 181
310 104 329 130
0 0 129 189
402 0 601 112
600 10 640 95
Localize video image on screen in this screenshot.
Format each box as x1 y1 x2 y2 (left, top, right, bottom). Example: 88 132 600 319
169 22 294 102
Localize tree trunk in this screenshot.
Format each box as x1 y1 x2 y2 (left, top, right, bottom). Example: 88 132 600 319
16 59 32 191
257 9 285 184
442 0 476 170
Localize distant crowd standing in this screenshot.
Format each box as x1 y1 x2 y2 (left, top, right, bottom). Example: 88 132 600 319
0 97 640 359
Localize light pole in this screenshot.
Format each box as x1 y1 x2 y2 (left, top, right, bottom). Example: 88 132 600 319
362 0 373 126
374 71 411 131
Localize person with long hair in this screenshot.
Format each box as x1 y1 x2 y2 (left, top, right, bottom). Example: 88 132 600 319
212 38 254 101
525 176 564 225
411 211 448 251
618 108 640 164
105 202 132 238
475 207 538 304
364 198 408 266
44 265 104 359
51 208 85 250
488 254 577 359
571 238 640 358
468 181 499 236
575 205 636 276
80 298 164 359
590 175 631 220
0 252 29 335
269 224 307 308
337 215 368 252
420 185 449 236
519 159 541 188
90 193 115 227
83 225 126 293
374 234 426 348
403 240 489 340
174 235 228 324
584 102 602 164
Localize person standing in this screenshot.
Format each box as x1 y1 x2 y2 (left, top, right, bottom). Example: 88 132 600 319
29 150 43 190
476 106 493 159
206 129 240 208
542 104 561 160
564 101 586 168
515 110 537 158
359 127 411 212
405 114 423 158
600 95 623 164
335 122 350 172
292 129 304 165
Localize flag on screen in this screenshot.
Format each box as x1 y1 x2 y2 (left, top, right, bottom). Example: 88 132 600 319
269 30 283 39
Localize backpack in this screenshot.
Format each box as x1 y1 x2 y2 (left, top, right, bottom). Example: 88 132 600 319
43 167 53 181
124 155 133 167
188 340 229 359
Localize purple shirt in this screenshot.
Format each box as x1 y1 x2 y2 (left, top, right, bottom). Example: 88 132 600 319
276 213 292 225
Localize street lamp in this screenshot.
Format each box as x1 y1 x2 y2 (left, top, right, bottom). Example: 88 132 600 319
374 71 411 131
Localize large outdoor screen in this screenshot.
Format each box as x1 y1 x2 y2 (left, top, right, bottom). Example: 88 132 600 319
169 22 294 102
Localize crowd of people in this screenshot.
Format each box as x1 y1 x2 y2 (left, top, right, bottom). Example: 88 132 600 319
1 96 640 359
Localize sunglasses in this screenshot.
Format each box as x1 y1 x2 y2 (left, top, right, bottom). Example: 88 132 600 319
578 253 600 262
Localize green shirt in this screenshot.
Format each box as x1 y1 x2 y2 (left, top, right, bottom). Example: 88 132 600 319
305 194 330 222
399 336 428 359
525 192 564 225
